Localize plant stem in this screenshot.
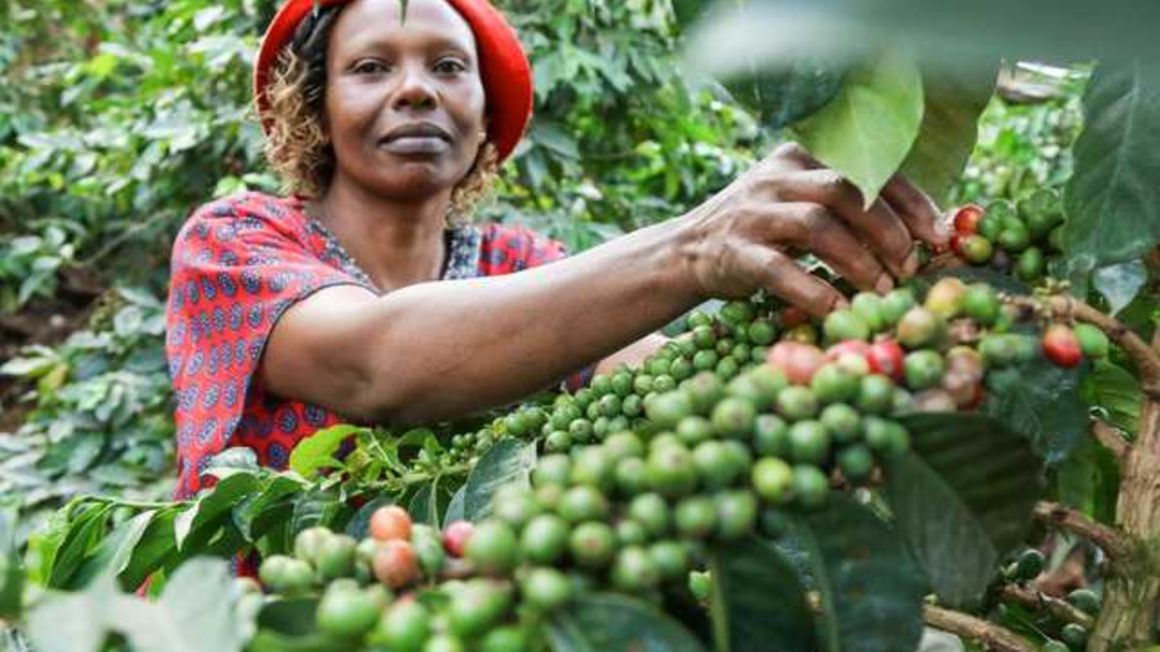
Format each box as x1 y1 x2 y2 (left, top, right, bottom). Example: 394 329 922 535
999 584 1094 629
1092 419 1131 463
923 605 1035 652
88 496 178 510
1032 501 1136 563
1090 328 1160 649
1003 294 1160 394
372 464 471 492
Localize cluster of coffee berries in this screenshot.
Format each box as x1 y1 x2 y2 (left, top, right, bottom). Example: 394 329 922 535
949 188 1065 282
253 506 549 651
1000 549 1099 652
494 299 778 453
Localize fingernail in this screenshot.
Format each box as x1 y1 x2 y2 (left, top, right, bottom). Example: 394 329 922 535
874 273 894 294
903 250 920 276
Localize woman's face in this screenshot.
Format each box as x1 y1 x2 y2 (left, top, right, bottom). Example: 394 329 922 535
323 0 487 202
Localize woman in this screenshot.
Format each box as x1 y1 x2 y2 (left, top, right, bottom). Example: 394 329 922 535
165 0 947 499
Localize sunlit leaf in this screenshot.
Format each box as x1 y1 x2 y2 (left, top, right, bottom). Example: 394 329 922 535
1093 260 1147 316
792 51 924 207
900 65 997 207
289 425 367 480
463 439 536 521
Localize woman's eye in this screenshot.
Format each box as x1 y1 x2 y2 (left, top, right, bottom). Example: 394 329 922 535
434 59 466 74
353 60 388 74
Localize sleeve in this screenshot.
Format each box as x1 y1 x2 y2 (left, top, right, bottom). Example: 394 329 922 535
478 223 568 275
165 195 375 498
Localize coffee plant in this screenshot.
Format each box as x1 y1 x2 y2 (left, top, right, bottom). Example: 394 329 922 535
0 270 1143 652
3 1 1160 652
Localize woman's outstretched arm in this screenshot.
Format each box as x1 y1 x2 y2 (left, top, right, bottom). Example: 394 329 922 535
259 143 947 425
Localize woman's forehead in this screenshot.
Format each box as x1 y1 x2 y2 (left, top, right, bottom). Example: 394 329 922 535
333 0 477 52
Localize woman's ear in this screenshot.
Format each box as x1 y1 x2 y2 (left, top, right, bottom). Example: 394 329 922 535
478 114 490 146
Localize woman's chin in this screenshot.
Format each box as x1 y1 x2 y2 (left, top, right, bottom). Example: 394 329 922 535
370 166 458 201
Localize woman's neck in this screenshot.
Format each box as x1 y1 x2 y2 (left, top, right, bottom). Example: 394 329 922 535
315 178 453 292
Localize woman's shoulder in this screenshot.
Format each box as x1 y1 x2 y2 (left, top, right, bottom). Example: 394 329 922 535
175 191 311 249
183 191 307 231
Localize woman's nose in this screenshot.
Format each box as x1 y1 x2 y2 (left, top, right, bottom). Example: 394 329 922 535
391 63 438 111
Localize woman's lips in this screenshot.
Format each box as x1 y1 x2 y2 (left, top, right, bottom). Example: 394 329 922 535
379 136 451 155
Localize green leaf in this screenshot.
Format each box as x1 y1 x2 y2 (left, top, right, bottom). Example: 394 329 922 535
707 536 817 651
792 51 924 208
899 65 997 207
174 472 259 551
289 488 351 540
205 447 260 474
256 597 320 637
233 475 307 541
1054 436 1121 525
982 357 1089 463
117 558 243 652
47 503 114 588
724 63 845 131
120 510 180 589
1093 260 1147 316
444 485 466 524
685 0 1159 75
247 631 336 652
1082 360 1141 434
28 561 240 652
672 0 716 30
782 496 927 652
408 479 441 528
69 510 156 589
886 413 1044 607
25 501 77 586
0 508 23 619
463 439 537 520
547 593 705 652
25 576 118 652
289 425 366 480
1062 62 1160 275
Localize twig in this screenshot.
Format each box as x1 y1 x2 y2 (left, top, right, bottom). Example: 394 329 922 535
1033 501 1136 563
923 605 1035 652
77 210 174 268
1000 584 1095 629
1092 419 1131 463
1004 294 1160 395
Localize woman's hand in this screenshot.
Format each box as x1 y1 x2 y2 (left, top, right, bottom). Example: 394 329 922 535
678 142 949 316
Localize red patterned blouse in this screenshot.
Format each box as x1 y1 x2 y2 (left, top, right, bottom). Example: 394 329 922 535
165 191 579 499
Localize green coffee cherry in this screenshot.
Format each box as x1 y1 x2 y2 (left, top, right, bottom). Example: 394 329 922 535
752 457 794 504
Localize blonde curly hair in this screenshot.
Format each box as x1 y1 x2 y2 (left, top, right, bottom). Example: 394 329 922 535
261 9 499 226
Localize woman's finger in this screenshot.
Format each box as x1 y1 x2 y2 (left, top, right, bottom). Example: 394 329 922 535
770 169 916 277
746 244 847 318
881 174 951 247
766 202 894 293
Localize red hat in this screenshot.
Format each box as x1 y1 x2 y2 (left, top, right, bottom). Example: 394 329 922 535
253 0 533 163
